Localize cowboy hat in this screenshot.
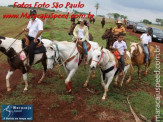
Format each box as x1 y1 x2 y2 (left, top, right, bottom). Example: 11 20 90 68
116 20 122 24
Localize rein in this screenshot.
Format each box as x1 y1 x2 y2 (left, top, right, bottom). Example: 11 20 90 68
0 31 24 58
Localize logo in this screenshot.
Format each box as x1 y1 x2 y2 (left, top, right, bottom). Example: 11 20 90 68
2 105 33 121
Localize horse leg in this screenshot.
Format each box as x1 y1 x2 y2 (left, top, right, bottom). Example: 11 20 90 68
101 73 105 87
114 69 119 86
21 67 28 93
38 58 47 84
126 65 133 84
102 75 114 100
144 60 151 76
65 68 77 92
6 69 14 92
91 70 96 79
120 65 129 87
138 65 141 80
83 68 92 87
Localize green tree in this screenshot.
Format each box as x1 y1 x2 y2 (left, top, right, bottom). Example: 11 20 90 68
143 19 152 24
112 13 120 20
156 18 161 24
95 3 99 16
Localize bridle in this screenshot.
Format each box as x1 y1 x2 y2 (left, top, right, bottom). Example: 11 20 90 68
92 52 104 65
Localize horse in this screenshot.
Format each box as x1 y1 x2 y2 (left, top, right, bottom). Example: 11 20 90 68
102 28 116 49
93 18 95 24
0 36 52 93
46 40 99 93
129 42 155 80
89 17 93 24
68 23 94 41
101 20 105 28
89 47 134 100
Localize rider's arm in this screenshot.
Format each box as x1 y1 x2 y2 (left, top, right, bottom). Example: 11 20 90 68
73 25 79 39
34 20 43 42
82 26 89 42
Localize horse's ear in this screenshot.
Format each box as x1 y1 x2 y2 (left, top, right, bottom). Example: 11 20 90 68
50 46 54 50
101 46 103 51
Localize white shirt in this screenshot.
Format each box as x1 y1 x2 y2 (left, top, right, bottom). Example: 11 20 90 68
113 40 127 55
140 33 152 44
78 28 84 38
27 18 43 40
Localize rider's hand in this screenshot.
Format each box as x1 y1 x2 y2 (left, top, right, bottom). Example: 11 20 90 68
34 38 38 43
75 36 79 39
23 28 28 32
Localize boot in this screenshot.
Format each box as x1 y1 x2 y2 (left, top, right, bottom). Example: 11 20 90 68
145 61 148 66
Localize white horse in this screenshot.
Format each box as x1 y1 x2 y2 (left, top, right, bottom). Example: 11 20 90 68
0 36 52 92
46 40 99 92
90 47 133 100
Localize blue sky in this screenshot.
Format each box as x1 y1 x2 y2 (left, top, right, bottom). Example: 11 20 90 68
0 0 162 23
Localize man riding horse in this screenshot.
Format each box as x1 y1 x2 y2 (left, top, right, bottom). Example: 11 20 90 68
112 20 126 39
23 9 43 67
140 28 153 66
73 18 89 65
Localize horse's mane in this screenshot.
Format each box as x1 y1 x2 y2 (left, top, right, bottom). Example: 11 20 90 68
103 48 115 62
130 42 143 53
0 36 5 40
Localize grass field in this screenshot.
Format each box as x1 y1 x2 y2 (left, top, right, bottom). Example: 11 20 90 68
0 7 163 121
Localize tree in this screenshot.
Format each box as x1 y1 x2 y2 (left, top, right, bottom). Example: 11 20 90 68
107 13 113 19
143 19 152 24
120 15 125 19
95 3 99 16
156 18 161 25
112 13 120 20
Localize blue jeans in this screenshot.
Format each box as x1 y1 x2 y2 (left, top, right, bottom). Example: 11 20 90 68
120 55 125 71
82 41 88 55
142 44 149 62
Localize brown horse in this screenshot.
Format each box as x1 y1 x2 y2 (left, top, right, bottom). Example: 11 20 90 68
68 23 93 41
101 18 105 28
89 17 93 24
102 28 117 49
0 37 53 93
129 42 155 80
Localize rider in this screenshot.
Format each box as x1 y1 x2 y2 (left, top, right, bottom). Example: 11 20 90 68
73 18 89 65
112 20 126 38
111 33 127 75
23 9 43 66
140 28 153 66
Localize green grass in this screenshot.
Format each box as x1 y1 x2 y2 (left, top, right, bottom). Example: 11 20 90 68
130 91 155 119
59 94 74 103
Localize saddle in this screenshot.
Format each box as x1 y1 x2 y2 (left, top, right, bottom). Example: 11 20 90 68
77 41 91 54
22 35 46 54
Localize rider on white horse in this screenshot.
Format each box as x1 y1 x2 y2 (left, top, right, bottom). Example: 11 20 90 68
23 9 43 67
73 18 89 65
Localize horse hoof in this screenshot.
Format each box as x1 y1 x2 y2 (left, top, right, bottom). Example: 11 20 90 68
7 88 12 92
83 83 87 87
38 81 42 84
101 98 105 101
23 90 28 94
92 75 96 79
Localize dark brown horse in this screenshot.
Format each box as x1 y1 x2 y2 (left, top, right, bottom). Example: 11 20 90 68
89 17 93 24
102 28 116 49
93 18 95 24
68 23 93 41
101 18 105 28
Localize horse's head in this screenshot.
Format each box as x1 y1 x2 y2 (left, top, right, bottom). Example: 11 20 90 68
46 44 60 69
90 47 104 70
129 42 140 58
68 23 76 35
102 28 113 40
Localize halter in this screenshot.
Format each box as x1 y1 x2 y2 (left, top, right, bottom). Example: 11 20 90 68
92 52 104 65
